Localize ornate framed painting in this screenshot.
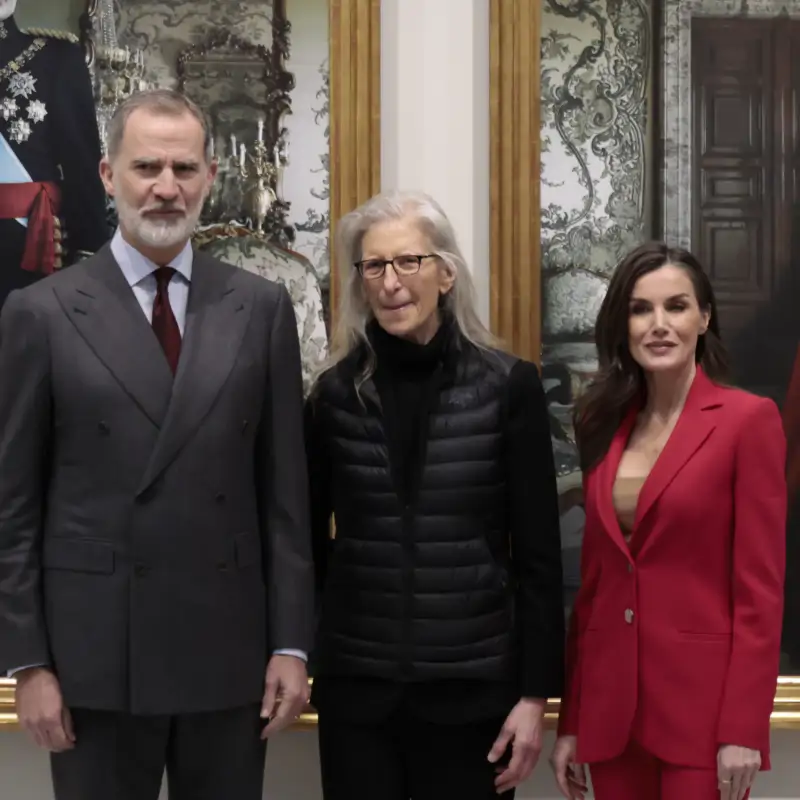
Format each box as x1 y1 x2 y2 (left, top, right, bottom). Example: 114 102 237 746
489 0 800 728
0 0 380 731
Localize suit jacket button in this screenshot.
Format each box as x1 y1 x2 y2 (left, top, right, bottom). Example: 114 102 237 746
98 421 110 435
624 608 634 624
215 492 226 504
627 563 633 573
134 564 148 577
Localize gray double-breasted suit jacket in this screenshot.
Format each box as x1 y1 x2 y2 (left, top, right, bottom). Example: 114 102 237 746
0 244 314 715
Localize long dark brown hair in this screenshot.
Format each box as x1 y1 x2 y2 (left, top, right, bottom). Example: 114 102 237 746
573 241 730 472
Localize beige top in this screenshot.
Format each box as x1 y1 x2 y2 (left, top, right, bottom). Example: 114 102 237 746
612 474 647 541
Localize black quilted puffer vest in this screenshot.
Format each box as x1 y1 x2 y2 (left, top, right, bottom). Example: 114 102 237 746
312 333 519 682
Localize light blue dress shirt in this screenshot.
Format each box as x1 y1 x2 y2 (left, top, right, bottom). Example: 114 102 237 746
8 230 305 674
110 227 193 331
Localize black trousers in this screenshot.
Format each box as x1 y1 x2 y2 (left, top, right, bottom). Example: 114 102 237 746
318 708 515 800
50 704 266 800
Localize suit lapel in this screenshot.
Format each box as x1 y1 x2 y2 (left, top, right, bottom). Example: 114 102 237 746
54 246 174 428
634 368 721 538
595 407 638 560
594 368 722 557
136 253 252 494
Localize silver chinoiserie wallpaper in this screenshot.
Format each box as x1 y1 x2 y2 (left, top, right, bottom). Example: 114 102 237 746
100 0 331 383
539 0 653 609
110 0 331 283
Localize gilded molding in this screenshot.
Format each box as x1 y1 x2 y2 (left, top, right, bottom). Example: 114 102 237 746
328 0 381 316
2 679 800 729
489 0 541 362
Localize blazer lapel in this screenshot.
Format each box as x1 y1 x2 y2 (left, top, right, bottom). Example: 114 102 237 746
634 368 721 533
136 253 252 495
594 406 638 560
54 246 174 428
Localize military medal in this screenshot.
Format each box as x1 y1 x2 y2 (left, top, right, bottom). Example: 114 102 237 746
26 99 46 123
0 38 47 143
0 97 16 120
7 118 29 143
7 70 35 98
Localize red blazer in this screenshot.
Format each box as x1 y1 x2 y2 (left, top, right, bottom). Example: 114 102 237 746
558 368 787 770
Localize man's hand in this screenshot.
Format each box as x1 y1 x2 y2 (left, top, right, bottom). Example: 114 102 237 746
260 654 310 738
15 667 75 752
487 697 545 793
718 744 760 800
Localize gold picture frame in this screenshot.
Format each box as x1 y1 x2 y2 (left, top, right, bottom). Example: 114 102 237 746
489 0 541 365
0 0 380 732
487 0 800 728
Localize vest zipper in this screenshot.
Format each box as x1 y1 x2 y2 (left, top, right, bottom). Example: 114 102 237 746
400 502 413 678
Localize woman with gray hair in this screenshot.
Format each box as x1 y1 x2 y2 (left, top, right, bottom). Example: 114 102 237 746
305 190 565 799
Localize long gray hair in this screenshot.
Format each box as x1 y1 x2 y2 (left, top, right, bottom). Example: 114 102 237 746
317 190 499 389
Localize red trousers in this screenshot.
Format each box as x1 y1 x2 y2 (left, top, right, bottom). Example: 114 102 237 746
590 739 750 800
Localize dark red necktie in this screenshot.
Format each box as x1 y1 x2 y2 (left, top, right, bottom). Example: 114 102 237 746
152 267 181 374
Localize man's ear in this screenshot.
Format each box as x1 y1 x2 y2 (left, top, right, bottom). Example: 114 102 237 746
99 158 115 197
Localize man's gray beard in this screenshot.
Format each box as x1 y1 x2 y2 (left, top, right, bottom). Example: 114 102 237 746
115 197 202 250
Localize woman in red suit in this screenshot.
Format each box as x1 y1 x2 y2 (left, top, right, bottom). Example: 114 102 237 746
549 242 787 800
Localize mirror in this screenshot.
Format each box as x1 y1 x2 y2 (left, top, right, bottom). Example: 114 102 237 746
176 28 294 246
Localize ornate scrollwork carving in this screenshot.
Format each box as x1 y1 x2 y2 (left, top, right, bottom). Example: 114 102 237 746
175 15 295 248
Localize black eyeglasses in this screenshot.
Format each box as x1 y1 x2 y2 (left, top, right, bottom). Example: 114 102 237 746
354 254 436 280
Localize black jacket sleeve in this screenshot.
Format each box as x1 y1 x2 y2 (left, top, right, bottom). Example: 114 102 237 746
506 359 566 699
304 392 334 600
49 40 110 259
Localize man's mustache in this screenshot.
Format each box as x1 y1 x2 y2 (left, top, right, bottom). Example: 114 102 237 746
140 205 186 216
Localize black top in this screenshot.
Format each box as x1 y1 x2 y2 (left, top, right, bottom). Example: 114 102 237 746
370 316 451 498
0 15 109 307
306 317 565 723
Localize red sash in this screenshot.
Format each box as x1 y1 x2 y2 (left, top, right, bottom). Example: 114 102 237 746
0 181 62 274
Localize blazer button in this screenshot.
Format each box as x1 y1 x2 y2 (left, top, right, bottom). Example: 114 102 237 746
624 608 634 624
627 563 633 573
134 564 148 577
215 492 226 504
98 421 110 435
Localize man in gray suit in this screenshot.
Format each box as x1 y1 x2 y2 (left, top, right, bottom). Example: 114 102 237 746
0 88 314 799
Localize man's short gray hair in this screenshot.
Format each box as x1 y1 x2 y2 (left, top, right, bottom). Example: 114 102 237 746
105 89 213 163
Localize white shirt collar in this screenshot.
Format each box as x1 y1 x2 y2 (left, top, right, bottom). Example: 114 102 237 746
110 227 193 287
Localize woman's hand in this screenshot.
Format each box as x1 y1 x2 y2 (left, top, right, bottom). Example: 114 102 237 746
549 735 588 799
487 698 545 793
717 744 760 800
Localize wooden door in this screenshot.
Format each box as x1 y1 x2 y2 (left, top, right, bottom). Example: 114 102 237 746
691 18 782 396
693 19 800 672
692 18 800 401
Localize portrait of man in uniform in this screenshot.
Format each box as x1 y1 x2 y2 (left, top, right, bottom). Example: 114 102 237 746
0 0 109 307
